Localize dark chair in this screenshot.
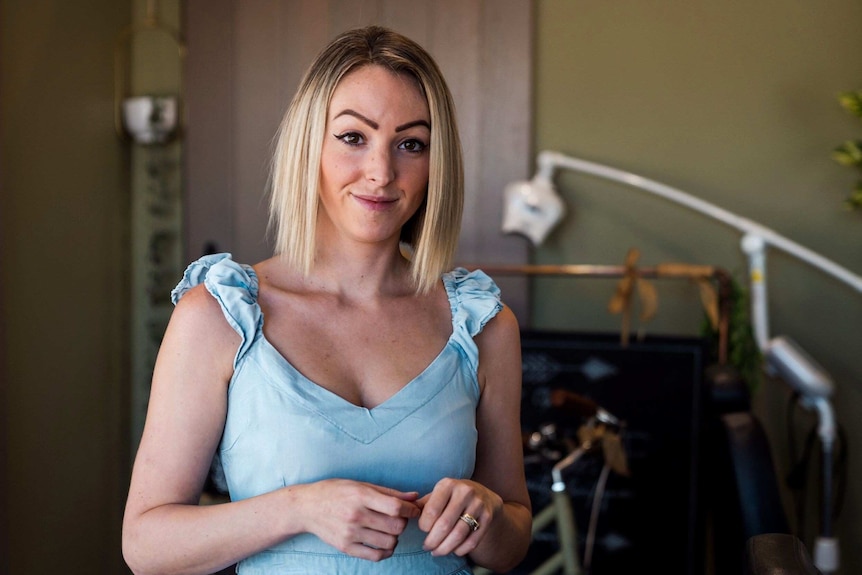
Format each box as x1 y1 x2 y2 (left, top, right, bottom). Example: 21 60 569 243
705 364 820 575
745 533 822 575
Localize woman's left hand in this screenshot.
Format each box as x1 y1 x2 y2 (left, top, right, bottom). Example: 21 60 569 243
416 477 503 557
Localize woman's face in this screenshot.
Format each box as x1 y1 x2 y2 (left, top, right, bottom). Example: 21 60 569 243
318 65 431 248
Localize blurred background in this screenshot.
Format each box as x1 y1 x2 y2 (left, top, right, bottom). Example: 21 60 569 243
1 1 860 573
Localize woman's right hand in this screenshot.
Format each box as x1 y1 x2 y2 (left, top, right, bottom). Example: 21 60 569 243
292 480 421 561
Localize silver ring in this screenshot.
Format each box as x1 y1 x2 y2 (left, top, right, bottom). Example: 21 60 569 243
458 513 480 532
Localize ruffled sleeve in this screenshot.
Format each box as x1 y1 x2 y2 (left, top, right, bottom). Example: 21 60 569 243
171 253 262 368
443 267 503 372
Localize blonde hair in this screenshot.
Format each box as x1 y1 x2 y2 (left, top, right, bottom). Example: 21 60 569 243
268 25 463 293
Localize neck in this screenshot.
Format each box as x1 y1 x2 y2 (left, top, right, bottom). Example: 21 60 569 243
308 241 414 299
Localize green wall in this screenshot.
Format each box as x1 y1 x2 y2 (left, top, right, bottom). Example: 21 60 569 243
0 1 131 573
533 2 862 573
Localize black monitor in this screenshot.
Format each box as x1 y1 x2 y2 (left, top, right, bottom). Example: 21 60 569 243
516 330 710 575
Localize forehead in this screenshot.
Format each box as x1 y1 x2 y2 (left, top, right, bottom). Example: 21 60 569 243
328 65 429 118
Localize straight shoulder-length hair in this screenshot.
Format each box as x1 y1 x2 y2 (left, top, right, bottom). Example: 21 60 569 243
268 25 464 293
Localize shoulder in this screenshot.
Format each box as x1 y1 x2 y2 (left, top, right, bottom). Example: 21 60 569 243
167 254 260 368
142 282 240 405
474 303 522 398
475 304 520 358
172 281 225 322
168 283 241 355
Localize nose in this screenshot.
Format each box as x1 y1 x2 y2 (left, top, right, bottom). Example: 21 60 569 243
364 145 395 186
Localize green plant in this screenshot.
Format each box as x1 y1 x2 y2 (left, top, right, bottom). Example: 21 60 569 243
831 90 862 211
701 274 763 392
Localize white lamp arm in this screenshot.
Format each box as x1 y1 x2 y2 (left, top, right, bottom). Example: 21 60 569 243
535 150 862 296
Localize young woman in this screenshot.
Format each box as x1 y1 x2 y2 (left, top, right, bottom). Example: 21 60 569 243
122 25 531 575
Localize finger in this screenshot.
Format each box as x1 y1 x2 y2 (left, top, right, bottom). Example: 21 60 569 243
323 487 411 537
354 527 401 554
366 486 422 519
451 521 483 557
429 519 480 558
363 511 411 538
422 506 473 552
369 484 420 501
416 481 459 533
327 512 403 557
344 541 396 562
396 500 422 519
417 479 469 537
391 489 420 502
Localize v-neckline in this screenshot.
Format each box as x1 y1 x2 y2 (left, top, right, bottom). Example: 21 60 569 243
255 335 461 443
259 331 453 409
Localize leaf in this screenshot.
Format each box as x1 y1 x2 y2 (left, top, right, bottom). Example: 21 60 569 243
602 431 630 477
636 278 658 322
697 279 719 329
845 184 862 210
838 90 862 119
832 140 862 167
577 423 604 446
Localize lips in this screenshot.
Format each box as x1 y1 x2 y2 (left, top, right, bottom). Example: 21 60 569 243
352 193 398 211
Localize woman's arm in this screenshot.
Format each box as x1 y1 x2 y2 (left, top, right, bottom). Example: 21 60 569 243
418 304 532 573
122 284 289 574
122 285 421 575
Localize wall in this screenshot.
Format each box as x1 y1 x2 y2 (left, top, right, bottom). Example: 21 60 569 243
532 1 862 573
0 1 131 573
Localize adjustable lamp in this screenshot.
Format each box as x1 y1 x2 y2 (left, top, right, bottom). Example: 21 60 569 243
504 150 862 574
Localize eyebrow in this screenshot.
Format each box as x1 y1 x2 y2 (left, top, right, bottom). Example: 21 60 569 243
334 109 430 132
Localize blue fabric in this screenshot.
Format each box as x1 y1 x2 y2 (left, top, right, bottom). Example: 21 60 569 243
173 253 503 574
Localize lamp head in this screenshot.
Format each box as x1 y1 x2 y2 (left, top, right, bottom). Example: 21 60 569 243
501 176 566 246
765 335 834 398
122 95 179 145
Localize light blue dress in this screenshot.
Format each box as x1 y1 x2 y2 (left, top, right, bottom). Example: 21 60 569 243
171 253 503 575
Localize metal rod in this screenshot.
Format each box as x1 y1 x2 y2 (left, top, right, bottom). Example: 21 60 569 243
461 263 733 365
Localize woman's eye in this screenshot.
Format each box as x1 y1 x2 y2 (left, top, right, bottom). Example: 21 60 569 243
334 132 363 146
399 139 427 153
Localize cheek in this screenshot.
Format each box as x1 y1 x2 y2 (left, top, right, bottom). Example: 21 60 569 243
407 159 430 191
320 140 352 179
320 156 352 192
